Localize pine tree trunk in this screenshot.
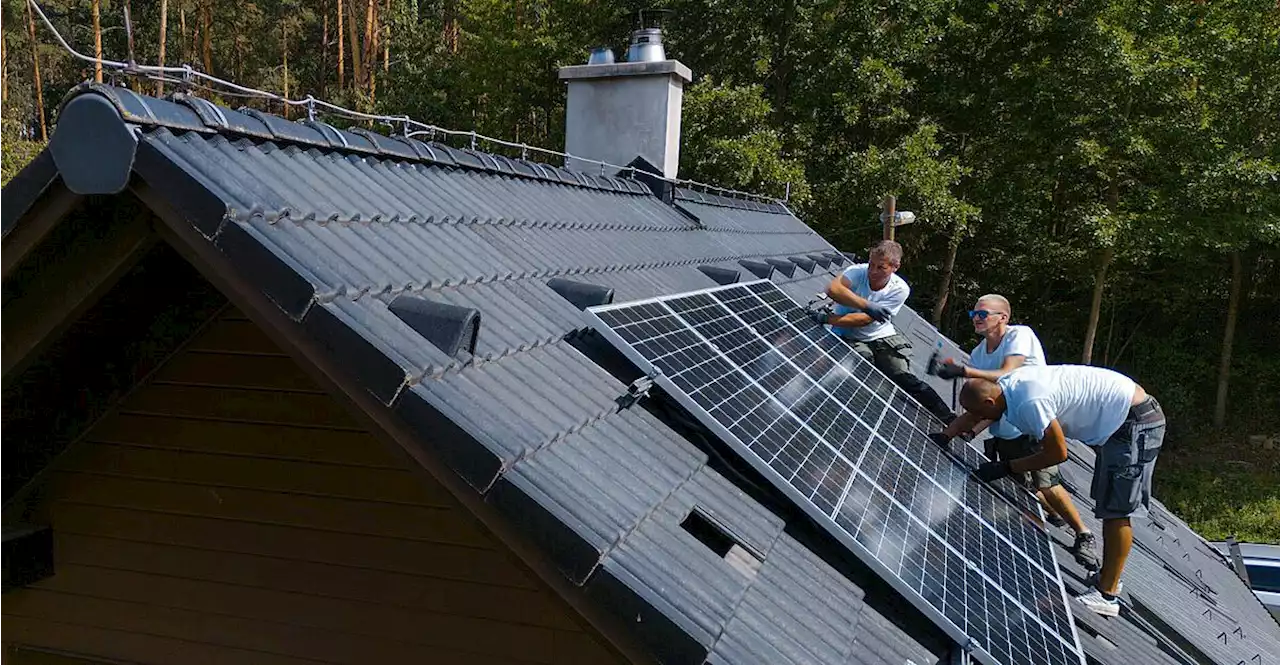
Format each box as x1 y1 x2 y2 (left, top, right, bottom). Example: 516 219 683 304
1214 251 1244 427
1083 176 1121 365
346 0 364 91
383 0 390 73
202 0 214 75
444 0 459 53
181 8 189 63
337 0 346 90
92 0 103 83
1081 246 1114 365
932 231 961 328
2 24 8 105
365 0 377 100
26 0 47 141
281 22 290 118
156 0 169 96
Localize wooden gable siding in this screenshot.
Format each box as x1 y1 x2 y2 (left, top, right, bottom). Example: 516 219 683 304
3 309 624 665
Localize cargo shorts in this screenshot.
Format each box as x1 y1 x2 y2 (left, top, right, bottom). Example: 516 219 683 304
983 435 1063 491
1091 396 1165 520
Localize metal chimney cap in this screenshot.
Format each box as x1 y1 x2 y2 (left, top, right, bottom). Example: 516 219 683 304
587 47 615 65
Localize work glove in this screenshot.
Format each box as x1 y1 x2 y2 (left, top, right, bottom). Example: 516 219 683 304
974 460 1013 482
862 301 892 323
927 433 952 449
808 306 832 326
935 360 967 380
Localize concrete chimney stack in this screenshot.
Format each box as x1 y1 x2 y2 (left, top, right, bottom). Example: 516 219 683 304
558 18 692 179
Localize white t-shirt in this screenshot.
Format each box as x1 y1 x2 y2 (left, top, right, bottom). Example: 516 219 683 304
831 264 910 342
997 365 1137 446
970 325 1047 438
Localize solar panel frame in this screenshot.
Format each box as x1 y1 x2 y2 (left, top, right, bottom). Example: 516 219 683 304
586 280 1086 665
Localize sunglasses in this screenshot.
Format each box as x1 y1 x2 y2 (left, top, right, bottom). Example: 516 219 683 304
968 309 1006 320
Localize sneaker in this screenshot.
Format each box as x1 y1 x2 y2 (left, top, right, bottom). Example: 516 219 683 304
1071 532 1101 572
1075 588 1120 617
1084 572 1123 595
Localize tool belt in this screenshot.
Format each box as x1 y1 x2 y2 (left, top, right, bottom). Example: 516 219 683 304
1128 395 1162 424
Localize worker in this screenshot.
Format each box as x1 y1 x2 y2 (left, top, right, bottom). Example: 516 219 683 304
947 365 1165 617
814 240 955 424
931 295 1099 573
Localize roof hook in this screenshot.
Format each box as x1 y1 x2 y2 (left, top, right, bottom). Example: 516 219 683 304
617 375 656 409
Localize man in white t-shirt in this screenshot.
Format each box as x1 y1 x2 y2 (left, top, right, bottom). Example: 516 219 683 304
815 240 955 423
931 295 1097 572
952 365 1166 617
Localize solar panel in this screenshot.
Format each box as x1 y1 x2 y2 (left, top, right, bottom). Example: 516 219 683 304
587 280 1085 665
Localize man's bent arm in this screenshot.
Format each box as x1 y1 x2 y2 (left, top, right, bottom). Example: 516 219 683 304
829 312 875 328
1009 419 1069 472
964 355 1026 382
827 277 872 310
942 411 985 439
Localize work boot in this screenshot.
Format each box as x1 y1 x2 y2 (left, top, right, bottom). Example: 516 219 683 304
1071 531 1101 572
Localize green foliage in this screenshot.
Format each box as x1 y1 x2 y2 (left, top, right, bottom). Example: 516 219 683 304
3 0 1279 522
681 79 809 204
2 118 47 185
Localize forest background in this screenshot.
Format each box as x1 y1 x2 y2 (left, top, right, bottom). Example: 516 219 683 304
2 0 1277 542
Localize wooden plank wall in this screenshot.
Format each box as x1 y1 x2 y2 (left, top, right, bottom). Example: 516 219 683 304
3 309 623 665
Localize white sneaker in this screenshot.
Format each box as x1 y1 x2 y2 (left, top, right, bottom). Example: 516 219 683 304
1084 572 1123 596
1075 588 1121 617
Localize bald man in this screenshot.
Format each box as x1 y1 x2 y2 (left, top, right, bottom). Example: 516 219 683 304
952 365 1165 617
933 295 1097 572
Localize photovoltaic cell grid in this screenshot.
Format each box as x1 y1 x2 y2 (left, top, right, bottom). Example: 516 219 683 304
587 281 1084 665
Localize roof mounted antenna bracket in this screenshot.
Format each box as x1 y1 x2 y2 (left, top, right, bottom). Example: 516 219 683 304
304 95 317 122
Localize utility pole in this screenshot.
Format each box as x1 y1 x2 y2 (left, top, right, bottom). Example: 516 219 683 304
882 195 897 241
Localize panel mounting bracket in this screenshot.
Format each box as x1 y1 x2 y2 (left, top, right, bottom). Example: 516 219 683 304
617 374 657 409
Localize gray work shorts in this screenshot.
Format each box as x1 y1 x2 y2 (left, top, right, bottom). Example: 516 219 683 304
1091 396 1165 520
984 435 1063 491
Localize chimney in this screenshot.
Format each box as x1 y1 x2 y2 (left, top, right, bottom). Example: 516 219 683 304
558 11 693 179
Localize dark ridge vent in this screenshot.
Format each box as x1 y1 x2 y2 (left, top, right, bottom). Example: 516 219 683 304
737 259 775 280
841 251 860 264
808 253 833 269
547 277 615 311
698 266 741 286
388 295 480 357
788 256 817 272
626 156 674 202
765 258 796 278
826 251 847 266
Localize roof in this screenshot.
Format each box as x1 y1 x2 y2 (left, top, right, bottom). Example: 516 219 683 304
5 83 1279 665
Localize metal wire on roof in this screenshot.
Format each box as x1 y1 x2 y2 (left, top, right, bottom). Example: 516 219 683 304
25 0 788 206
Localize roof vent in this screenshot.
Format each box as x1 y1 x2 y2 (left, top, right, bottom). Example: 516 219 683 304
547 277 615 311
627 10 671 62
826 251 847 266
808 253 832 269
788 256 817 273
765 258 796 278
698 266 741 286
737 259 775 280
841 251 860 264
389 295 480 357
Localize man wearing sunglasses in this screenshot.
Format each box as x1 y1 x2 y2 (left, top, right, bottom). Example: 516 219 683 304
931 295 1099 573
816 240 956 423
949 366 1165 617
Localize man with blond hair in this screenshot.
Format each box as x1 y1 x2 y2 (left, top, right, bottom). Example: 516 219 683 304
815 240 955 423
931 294 1099 572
